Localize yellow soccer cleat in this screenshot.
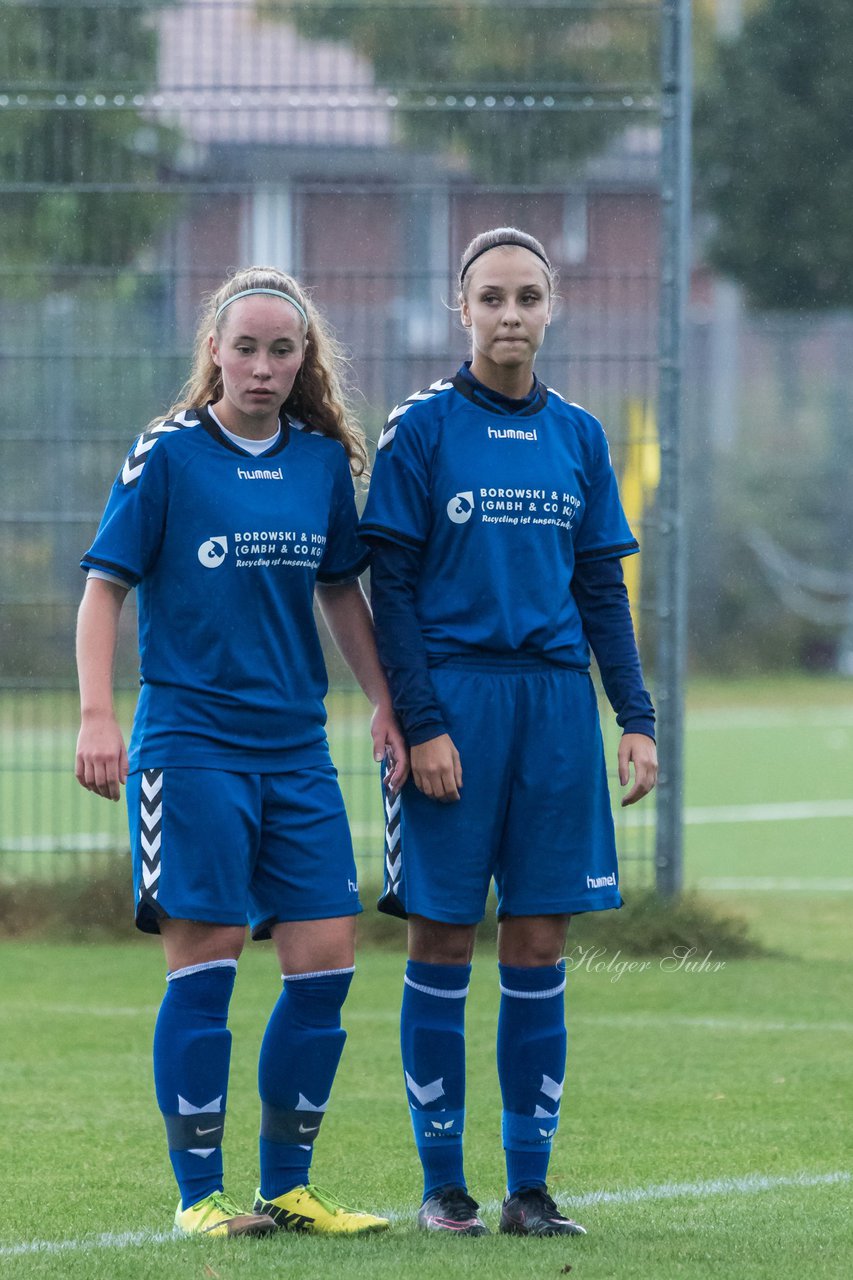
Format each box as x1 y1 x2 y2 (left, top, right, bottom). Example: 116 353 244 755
174 1189 277 1238
253 1183 390 1235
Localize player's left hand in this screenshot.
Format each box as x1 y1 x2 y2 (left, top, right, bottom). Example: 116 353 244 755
371 701 410 793
618 733 658 806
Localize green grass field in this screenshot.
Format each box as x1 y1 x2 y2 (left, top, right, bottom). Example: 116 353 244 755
1 675 851 1276
1 909 850 1279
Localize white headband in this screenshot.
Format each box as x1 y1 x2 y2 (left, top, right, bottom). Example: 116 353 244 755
215 287 308 326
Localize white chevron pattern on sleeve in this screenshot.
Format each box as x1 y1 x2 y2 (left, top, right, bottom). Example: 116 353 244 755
120 412 197 487
377 379 453 451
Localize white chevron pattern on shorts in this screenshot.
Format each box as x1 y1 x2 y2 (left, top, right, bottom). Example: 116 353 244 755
139 768 163 901
141 771 163 801
140 803 162 831
383 783 402 894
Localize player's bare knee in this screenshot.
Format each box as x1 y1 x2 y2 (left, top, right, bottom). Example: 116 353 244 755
497 914 571 967
408 916 477 965
160 919 246 970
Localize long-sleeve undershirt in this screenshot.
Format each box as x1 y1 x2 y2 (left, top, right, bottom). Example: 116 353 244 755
369 539 655 745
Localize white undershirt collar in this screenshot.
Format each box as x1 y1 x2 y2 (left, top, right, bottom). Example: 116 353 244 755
208 405 281 456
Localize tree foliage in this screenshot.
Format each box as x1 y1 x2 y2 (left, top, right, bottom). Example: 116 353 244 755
695 0 853 310
262 0 659 182
0 1 179 288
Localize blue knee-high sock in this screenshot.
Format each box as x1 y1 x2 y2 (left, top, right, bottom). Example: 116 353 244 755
497 961 567 1195
258 967 353 1200
152 959 237 1210
401 960 470 1201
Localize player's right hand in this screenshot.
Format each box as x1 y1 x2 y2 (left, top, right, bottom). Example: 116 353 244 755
75 712 129 802
411 733 463 803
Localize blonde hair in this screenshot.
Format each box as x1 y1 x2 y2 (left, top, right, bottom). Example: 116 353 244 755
155 266 367 476
458 227 556 301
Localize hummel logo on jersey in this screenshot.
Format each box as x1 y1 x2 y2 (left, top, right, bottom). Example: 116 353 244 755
198 536 228 568
237 466 283 480
587 873 617 889
487 426 538 442
446 492 474 524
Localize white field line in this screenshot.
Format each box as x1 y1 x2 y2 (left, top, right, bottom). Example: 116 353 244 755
329 707 853 732
621 799 853 828
699 876 853 893
24 1009 853 1035
1 1170 848 1256
37 1004 160 1017
333 708 853 735
0 1230 178 1258
1 833 124 854
5 802 852 854
686 707 853 730
353 800 853 839
558 1169 851 1209
573 1013 853 1034
6 706 852 747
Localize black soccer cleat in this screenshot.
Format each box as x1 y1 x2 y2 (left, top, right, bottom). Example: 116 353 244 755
499 1185 587 1237
417 1185 490 1235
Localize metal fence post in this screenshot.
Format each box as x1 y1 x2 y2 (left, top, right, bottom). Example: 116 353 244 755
655 0 692 898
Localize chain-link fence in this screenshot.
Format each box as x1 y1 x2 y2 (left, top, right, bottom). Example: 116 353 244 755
1 0 682 888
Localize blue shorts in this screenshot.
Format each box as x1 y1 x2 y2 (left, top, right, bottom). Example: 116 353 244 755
381 660 621 924
126 765 362 938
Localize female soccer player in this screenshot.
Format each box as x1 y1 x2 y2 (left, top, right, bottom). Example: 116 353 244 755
75 266 406 1239
361 228 658 1237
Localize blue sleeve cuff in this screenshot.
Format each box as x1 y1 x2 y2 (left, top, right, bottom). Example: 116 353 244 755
620 718 656 742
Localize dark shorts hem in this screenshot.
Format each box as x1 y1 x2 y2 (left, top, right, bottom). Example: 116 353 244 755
135 897 170 935
401 905 486 927
552 893 623 916
134 901 249 936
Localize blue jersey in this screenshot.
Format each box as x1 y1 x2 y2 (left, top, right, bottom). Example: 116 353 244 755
82 407 369 771
360 371 638 667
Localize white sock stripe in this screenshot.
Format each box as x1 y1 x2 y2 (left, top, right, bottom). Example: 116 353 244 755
404 975 470 999
282 965 356 982
499 979 567 999
166 959 238 982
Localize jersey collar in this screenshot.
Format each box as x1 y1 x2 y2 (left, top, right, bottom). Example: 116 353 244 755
451 362 549 418
197 404 292 456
